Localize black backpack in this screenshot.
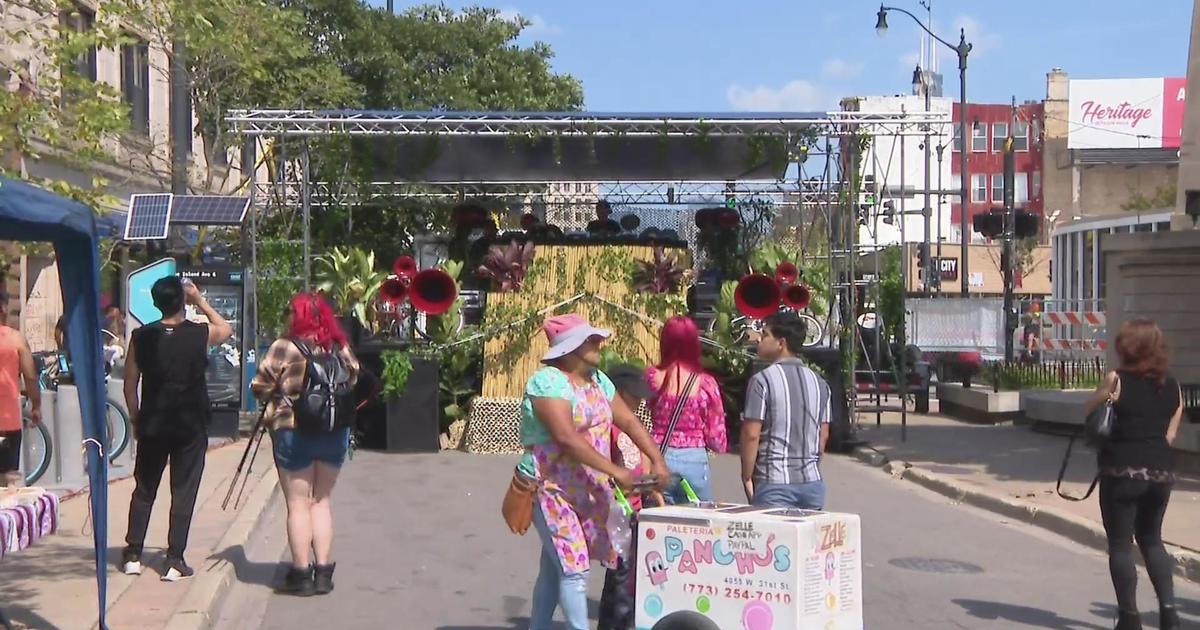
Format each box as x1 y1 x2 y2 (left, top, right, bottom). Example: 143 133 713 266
290 339 355 434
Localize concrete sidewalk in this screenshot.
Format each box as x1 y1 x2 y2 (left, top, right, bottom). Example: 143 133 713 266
852 406 1200 579
0 437 278 630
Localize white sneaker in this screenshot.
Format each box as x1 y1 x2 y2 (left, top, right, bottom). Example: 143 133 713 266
121 550 143 575
160 557 194 582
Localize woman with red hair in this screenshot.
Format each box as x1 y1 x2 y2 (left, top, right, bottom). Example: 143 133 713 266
252 292 360 597
646 316 726 503
1086 318 1183 630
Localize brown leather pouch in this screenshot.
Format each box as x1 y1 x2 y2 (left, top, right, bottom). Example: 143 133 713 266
501 467 538 535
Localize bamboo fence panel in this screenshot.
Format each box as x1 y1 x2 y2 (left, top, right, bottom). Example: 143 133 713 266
481 243 682 398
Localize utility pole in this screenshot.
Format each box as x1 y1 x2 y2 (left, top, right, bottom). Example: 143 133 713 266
936 143 945 294
1002 97 1017 362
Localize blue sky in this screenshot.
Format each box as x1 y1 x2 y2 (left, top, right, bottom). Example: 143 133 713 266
380 0 1194 112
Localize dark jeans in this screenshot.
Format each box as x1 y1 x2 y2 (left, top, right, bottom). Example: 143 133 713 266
1098 475 1176 613
125 431 207 559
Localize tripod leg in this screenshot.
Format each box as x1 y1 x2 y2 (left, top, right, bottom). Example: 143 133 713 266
234 426 268 510
223 413 267 510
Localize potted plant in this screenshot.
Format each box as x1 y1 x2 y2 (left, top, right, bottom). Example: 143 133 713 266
631 246 686 294
315 246 388 336
476 240 536 292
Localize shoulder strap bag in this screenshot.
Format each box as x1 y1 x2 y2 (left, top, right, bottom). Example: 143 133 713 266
1057 372 1121 502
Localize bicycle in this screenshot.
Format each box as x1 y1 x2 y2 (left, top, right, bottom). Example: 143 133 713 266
32 349 132 463
707 309 826 347
16 398 52 486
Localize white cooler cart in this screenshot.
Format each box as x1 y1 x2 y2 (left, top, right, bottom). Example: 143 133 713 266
634 503 863 630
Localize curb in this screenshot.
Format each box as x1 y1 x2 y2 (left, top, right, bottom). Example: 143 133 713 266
162 464 280 630
852 448 1200 584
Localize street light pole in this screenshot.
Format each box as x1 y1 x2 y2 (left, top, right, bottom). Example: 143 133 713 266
876 5 972 294
956 33 971 295
914 65 932 295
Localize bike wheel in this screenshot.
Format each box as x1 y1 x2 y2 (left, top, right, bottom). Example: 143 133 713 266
799 313 825 347
105 399 131 461
22 418 52 486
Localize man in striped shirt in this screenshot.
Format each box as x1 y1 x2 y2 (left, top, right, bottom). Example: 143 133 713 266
740 311 832 509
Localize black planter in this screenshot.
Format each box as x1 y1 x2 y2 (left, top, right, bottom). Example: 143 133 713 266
379 357 441 453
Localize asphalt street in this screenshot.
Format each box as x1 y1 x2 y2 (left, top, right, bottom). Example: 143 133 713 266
213 451 1200 629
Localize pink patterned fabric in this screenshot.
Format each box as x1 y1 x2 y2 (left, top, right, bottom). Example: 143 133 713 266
645 366 728 452
531 380 621 574
0 492 59 561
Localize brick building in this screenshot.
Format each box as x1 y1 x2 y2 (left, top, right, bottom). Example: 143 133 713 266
951 101 1046 243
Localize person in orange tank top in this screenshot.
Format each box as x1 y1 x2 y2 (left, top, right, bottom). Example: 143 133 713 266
0 292 41 486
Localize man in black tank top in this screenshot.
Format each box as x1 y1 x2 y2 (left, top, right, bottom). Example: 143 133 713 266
120 276 233 581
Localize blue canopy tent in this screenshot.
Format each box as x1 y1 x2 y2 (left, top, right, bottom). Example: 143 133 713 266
0 177 109 629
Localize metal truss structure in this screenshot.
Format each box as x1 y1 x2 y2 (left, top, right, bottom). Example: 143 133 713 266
255 179 848 208
227 109 948 138
231 108 949 446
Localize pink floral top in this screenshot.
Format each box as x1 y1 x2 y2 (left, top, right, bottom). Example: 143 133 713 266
645 366 728 453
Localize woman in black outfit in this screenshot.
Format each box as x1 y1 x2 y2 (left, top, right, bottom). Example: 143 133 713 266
1086 318 1184 630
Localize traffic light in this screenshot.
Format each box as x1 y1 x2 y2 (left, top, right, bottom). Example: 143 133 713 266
1015 210 1040 239
972 208 1004 239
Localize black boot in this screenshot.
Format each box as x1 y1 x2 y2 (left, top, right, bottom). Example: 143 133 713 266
1160 605 1180 630
277 565 315 596
314 563 336 595
1114 610 1141 630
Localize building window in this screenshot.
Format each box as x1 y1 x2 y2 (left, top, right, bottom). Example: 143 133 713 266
1155 221 1171 232
972 174 987 202
59 4 97 83
1031 171 1042 199
1015 174 1029 204
1013 121 1030 151
121 37 150 135
990 174 1004 203
953 126 962 152
991 122 1008 152
971 122 987 152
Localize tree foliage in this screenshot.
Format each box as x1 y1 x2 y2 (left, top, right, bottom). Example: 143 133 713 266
0 0 130 207
1121 183 1177 213
257 2 586 261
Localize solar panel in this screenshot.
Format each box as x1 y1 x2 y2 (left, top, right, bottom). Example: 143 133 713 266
170 195 251 225
123 193 174 240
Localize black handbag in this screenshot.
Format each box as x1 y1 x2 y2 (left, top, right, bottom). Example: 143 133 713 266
1084 378 1119 447
1057 373 1120 502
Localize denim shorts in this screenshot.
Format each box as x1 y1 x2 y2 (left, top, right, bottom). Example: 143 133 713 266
272 427 350 471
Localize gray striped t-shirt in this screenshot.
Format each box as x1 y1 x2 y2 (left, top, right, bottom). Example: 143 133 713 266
743 358 832 485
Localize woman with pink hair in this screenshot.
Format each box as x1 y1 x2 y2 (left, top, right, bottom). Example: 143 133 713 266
647 316 727 503
252 293 360 597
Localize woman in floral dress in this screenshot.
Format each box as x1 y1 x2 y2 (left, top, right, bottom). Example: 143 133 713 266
520 314 669 630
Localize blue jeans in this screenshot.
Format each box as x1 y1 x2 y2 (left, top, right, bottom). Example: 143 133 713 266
530 502 590 630
754 479 826 510
664 447 713 504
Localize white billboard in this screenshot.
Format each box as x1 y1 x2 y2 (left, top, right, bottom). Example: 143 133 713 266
1067 78 1185 149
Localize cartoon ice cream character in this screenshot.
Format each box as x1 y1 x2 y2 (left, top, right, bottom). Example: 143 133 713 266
645 551 669 587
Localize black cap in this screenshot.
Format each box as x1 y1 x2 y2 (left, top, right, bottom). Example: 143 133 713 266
606 363 654 400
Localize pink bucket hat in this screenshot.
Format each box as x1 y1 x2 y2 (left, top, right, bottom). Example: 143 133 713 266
541 314 610 362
